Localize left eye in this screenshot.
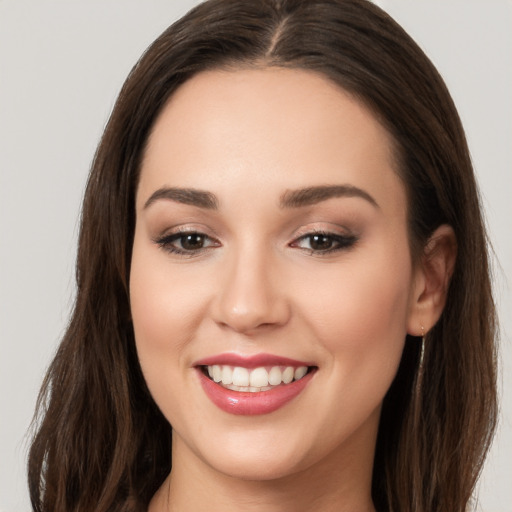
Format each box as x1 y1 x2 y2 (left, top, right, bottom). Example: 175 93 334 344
291 232 357 253
156 232 219 254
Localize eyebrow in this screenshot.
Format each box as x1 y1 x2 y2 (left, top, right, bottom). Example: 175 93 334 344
144 187 219 210
143 184 378 211
279 185 379 209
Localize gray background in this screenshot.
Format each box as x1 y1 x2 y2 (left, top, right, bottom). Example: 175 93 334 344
1 1 510 510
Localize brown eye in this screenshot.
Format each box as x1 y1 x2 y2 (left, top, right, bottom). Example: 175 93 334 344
180 233 206 250
291 231 358 254
308 234 334 251
155 231 220 255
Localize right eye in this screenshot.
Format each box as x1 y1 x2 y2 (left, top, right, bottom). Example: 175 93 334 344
155 231 220 256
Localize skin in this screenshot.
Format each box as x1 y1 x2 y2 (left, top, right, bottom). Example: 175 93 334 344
130 68 455 511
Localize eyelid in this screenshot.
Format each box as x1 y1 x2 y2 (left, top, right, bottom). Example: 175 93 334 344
290 222 355 241
153 222 220 238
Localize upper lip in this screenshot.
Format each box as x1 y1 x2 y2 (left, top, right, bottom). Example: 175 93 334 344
193 352 315 369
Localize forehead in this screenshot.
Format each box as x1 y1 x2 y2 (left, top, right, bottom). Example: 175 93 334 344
138 67 405 217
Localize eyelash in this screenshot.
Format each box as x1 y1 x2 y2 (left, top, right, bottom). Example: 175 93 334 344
154 230 358 257
290 231 358 255
154 230 220 257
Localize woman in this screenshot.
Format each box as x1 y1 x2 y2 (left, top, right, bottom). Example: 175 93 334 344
28 1 497 511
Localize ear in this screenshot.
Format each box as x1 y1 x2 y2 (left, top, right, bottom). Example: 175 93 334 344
407 224 457 336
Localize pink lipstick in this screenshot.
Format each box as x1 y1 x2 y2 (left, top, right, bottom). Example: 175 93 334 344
194 353 316 415
194 353 314 369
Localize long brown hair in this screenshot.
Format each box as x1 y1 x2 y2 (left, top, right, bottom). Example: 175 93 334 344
28 1 497 511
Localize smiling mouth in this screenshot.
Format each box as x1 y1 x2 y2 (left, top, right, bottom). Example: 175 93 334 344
201 364 315 392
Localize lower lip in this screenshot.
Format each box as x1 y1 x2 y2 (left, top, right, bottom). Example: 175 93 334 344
197 369 315 415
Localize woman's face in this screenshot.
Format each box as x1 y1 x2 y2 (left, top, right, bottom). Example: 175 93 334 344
130 68 423 481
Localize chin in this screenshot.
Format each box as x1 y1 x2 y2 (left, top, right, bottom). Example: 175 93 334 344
179 424 315 482
204 448 308 482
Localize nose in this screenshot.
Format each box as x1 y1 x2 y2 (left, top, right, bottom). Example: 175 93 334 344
212 247 291 334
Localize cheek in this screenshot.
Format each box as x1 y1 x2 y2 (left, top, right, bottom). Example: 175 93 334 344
305 242 412 336
129 234 207 394
293 241 413 386
129 244 217 437
284 244 413 447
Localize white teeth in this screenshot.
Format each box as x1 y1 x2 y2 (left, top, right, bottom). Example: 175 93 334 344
268 366 282 386
232 367 250 387
225 384 273 392
212 365 222 382
294 366 308 380
249 367 269 387
221 366 233 385
205 364 309 391
282 366 294 384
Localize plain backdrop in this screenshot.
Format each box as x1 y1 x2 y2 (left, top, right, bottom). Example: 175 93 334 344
0 1 510 511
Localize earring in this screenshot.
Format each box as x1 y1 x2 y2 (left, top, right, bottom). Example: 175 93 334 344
413 325 427 426
419 324 426 368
